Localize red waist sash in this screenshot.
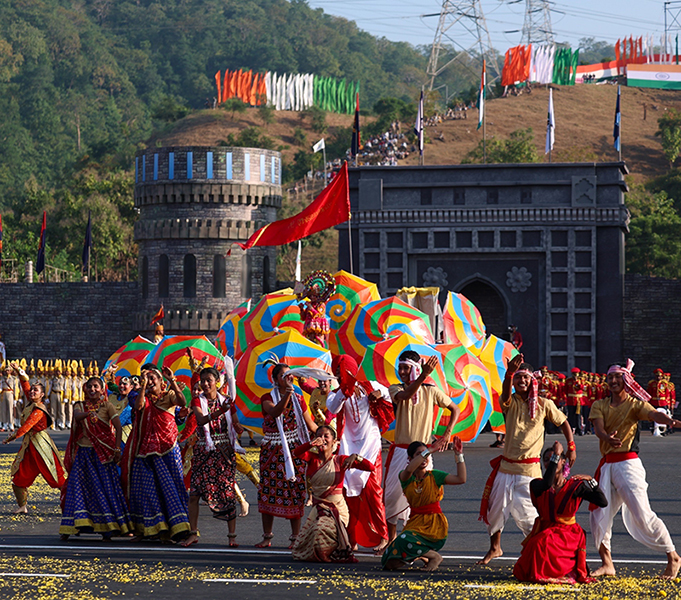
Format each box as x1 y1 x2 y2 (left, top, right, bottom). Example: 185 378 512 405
589 451 638 511
410 501 442 515
478 455 540 524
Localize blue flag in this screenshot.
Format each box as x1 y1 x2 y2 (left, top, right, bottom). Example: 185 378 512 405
613 85 621 153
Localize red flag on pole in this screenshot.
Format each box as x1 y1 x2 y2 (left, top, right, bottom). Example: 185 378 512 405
232 162 350 253
150 305 165 326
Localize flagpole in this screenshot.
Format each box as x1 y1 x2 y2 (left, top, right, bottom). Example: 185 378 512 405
347 215 354 275
483 115 487 164
323 145 327 184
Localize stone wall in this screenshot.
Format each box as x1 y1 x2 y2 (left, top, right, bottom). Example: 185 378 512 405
0 282 138 365
623 273 681 379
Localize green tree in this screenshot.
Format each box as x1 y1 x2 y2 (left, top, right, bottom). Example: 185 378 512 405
626 186 681 278
656 110 681 169
462 128 538 164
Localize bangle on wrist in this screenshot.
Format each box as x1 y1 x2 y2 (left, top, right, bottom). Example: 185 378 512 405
550 454 560 464
455 452 464 464
567 440 576 452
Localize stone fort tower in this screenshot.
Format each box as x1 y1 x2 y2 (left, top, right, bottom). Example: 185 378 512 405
133 146 282 336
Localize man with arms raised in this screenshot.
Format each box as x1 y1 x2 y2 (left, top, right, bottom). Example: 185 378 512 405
589 359 681 579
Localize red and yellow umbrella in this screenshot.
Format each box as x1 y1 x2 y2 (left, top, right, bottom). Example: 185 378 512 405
331 297 435 362
234 329 332 433
326 270 380 332
442 291 487 355
104 335 155 379
238 292 304 350
146 335 225 403
434 344 493 442
478 334 520 434
215 299 251 360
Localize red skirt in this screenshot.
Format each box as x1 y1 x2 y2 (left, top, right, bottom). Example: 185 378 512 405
514 522 593 584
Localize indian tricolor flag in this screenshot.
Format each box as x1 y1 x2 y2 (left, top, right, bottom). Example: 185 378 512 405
627 64 681 89
477 60 486 130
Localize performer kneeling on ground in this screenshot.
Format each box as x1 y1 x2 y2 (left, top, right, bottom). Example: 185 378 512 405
3 362 66 513
589 360 681 579
514 441 607 584
382 437 466 572
292 425 373 562
60 376 132 540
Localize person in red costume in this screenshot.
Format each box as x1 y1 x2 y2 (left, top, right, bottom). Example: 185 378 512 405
3 362 66 513
326 355 393 554
514 440 607 584
291 425 374 563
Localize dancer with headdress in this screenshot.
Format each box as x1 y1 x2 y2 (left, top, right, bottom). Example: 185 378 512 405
589 359 681 579
256 360 317 548
478 353 575 564
2 362 66 513
297 270 336 348
59 376 132 540
121 363 190 542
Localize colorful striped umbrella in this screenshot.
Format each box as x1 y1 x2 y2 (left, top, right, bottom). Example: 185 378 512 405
357 333 447 393
478 334 520 434
434 344 493 442
326 270 380 332
238 292 304 350
442 291 487 355
146 335 226 404
104 335 155 379
331 297 435 362
215 299 251 360
234 329 332 433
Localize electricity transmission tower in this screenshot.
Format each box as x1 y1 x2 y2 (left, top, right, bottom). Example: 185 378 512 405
426 0 500 91
522 0 554 45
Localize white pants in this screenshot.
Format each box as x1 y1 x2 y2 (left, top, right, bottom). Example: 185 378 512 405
653 407 670 436
383 446 410 525
486 471 537 536
0 391 14 430
590 457 675 554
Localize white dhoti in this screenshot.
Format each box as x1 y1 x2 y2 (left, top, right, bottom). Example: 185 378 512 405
590 457 675 553
653 407 670 436
486 471 537 536
383 445 410 525
0 391 14 429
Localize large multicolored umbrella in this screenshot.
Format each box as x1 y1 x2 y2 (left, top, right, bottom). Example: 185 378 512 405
215 299 251 360
434 344 493 442
234 329 332 433
331 297 435 362
478 334 520 434
442 291 487 355
357 333 447 393
326 270 380 332
146 335 226 403
238 292 304 350
104 335 155 379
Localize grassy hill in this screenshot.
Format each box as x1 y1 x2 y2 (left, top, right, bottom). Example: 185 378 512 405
152 84 681 183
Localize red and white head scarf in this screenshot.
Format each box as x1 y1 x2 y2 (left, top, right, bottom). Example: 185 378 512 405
514 368 541 419
607 359 651 403
399 358 422 405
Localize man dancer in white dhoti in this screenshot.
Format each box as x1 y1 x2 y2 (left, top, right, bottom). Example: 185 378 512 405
327 355 393 553
589 360 681 579
386 351 459 543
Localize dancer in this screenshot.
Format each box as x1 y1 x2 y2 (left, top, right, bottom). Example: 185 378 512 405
121 363 190 542
386 351 460 542
478 354 575 564
180 367 244 547
2 362 66 513
256 362 317 548
291 425 373 562
60 376 132 539
589 360 681 579
327 355 392 553
513 441 607 584
382 437 466 571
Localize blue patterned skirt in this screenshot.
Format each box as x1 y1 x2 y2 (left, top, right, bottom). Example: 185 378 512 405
59 446 133 536
129 444 190 541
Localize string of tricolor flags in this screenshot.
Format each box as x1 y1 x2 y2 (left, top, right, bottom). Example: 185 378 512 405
214 68 360 114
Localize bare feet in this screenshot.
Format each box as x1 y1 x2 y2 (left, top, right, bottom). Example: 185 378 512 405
178 532 199 547
373 538 389 555
591 564 616 577
476 547 503 565
239 499 249 517
254 533 273 548
421 552 443 572
13 505 28 514
661 551 681 579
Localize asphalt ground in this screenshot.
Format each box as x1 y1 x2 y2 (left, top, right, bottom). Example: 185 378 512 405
0 428 680 599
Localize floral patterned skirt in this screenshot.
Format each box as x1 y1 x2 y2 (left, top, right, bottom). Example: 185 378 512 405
189 443 237 521
257 441 306 519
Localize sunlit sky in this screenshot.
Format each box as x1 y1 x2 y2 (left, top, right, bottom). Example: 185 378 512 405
305 0 675 51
